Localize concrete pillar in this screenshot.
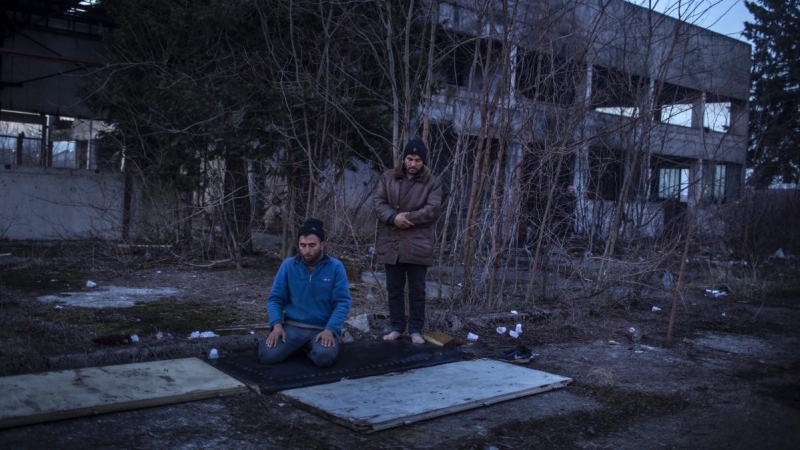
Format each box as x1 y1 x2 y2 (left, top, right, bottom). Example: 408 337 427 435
572 64 593 234
691 92 706 129
688 158 703 213
728 100 748 137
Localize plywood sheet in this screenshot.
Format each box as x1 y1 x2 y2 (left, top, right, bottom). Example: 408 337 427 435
280 359 572 432
0 357 247 429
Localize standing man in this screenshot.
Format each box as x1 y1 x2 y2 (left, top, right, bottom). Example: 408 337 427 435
259 218 351 367
373 138 443 344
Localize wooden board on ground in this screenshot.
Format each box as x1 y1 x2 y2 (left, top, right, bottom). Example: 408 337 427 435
279 358 572 432
0 357 247 429
422 331 455 346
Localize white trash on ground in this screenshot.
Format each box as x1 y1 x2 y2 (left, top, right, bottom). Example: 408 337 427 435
509 330 520 338
208 348 219 359
510 310 518 315
496 326 507 335
189 331 219 339
514 323 523 334
86 280 97 288
466 332 479 341
652 306 661 312
705 289 728 298
130 334 139 343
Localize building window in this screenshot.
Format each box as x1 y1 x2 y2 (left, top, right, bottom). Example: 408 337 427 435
517 49 577 105
0 133 41 166
52 141 76 168
703 163 740 203
656 167 690 202
588 146 622 201
592 66 646 116
704 102 731 133
437 31 501 90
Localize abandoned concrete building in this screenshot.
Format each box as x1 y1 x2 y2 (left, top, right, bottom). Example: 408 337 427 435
422 0 749 245
1 0 749 244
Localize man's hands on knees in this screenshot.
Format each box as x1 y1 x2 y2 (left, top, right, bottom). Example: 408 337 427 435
266 323 285 348
316 329 336 348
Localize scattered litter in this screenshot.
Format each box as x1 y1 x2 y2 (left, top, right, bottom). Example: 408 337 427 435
189 331 219 339
86 280 97 288
641 345 657 351
721 312 727 317
54 305 63 309
607 340 616 345
514 323 523 334
634 350 644 354
651 306 661 312
130 334 139 343
277 402 286 407
705 289 728 298
629 327 636 333
250 331 255 334
156 331 173 340
774 248 786 259
509 330 520 339
510 310 518 315
496 326 507 335
466 332 479 341
157 271 162 274
208 348 219 359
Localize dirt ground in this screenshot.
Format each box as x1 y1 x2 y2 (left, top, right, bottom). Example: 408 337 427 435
0 238 798 449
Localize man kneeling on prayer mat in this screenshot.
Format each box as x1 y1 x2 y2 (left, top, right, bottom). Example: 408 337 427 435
258 218 351 367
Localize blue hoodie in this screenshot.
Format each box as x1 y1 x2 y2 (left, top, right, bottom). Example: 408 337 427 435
267 253 351 336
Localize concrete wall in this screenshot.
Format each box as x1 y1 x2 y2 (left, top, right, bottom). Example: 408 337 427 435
0 166 123 240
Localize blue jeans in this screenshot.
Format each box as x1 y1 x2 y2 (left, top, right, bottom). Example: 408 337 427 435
258 324 339 367
385 262 428 335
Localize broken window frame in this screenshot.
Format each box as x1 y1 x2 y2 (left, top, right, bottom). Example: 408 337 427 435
588 145 623 201
436 30 503 91
649 156 693 203
516 49 578 105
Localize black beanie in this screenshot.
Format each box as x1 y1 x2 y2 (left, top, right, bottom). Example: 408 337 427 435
403 138 428 165
297 218 325 241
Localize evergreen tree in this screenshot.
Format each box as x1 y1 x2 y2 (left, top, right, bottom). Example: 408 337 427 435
744 0 800 187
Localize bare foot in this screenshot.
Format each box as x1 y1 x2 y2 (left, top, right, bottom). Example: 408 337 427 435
411 333 425 344
383 331 402 341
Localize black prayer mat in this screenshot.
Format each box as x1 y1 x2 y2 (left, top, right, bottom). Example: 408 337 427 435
209 338 470 392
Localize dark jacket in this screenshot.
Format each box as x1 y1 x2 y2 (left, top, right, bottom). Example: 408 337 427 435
373 164 443 266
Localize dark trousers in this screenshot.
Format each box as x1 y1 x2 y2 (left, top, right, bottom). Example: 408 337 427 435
385 262 427 335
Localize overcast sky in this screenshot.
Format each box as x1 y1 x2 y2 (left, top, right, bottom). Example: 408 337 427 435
636 0 755 42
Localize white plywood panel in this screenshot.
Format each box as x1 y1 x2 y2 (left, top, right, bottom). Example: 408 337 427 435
280 359 572 432
0 357 247 429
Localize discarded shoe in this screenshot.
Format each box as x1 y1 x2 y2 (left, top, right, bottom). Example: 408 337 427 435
496 345 534 364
